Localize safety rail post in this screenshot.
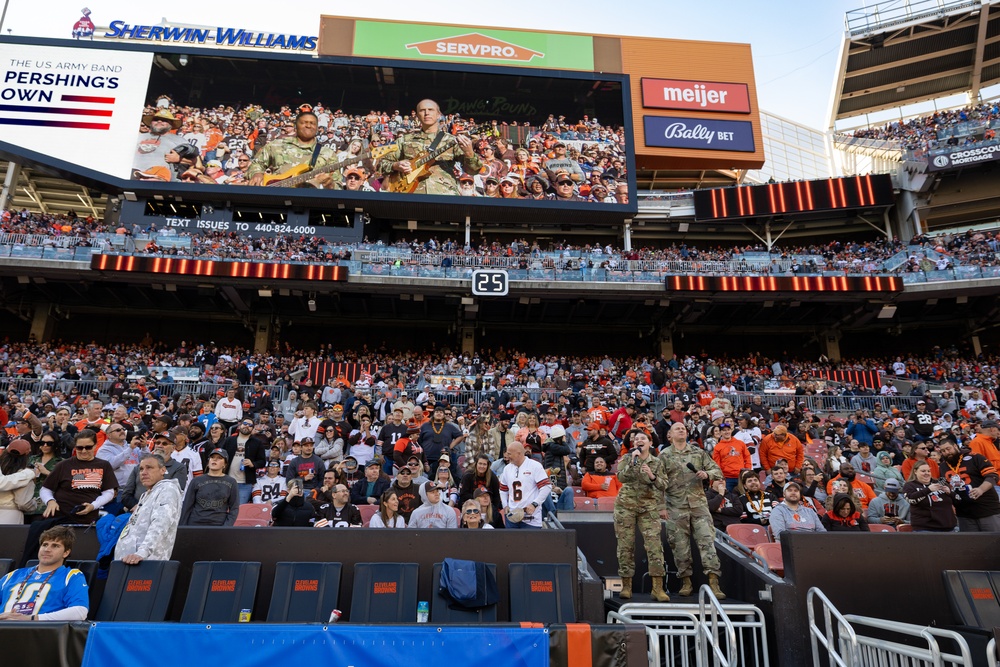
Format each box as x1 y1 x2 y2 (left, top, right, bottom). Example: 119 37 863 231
697 585 738 666
807 587 857 667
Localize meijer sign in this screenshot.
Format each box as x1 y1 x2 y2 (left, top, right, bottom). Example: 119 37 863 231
641 78 751 113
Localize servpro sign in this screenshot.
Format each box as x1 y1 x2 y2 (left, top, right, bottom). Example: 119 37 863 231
351 20 594 70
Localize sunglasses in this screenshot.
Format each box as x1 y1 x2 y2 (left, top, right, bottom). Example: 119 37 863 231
464 509 481 515
75 445 95 451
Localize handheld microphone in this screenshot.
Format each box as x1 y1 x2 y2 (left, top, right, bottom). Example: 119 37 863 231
686 463 698 474
632 451 640 466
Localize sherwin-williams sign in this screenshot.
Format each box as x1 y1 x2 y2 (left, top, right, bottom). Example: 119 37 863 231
352 21 594 70
644 116 756 152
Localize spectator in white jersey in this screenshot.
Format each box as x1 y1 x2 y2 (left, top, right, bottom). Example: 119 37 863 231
499 442 550 529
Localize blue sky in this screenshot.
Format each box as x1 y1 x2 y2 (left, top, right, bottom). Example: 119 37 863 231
0 1 970 130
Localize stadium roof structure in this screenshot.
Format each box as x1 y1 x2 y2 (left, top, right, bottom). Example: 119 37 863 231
829 0 1000 123
0 162 108 220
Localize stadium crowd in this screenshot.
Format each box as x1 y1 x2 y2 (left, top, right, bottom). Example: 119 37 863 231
0 338 997 550
132 100 627 202
846 100 1000 153
4 208 999 274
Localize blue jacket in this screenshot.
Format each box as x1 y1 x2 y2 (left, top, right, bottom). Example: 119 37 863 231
845 418 878 446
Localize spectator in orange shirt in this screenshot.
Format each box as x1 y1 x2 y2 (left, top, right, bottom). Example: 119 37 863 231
711 423 752 492
581 456 621 498
759 424 804 474
966 420 1000 471
825 462 877 510
901 441 940 480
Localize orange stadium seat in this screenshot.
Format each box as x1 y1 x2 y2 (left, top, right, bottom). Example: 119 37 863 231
595 497 617 511
896 524 915 533
572 498 599 511
726 524 771 552
869 524 896 533
237 503 272 524
358 505 378 527
753 543 784 577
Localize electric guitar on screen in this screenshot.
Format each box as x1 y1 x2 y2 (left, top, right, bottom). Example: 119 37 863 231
381 139 462 194
261 145 394 187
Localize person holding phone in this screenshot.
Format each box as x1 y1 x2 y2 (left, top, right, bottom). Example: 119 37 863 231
19 430 118 567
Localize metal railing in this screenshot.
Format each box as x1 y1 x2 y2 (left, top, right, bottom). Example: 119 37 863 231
608 592 770 667
808 586 975 667
845 0 982 37
0 232 89 247
0 376 287 404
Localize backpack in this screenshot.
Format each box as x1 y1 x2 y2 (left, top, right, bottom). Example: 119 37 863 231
438 558 498 610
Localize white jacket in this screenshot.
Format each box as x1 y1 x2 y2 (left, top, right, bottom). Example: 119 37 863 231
0 467 37 513
114 478 182 561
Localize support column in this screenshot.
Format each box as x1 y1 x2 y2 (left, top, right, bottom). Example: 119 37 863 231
820 330 842 363
253 318 273 354
29 303 55 342
623 219 632 251
464 216 471 248
0 162 21 212
659 331 674 359
972 335 982 357
461 326 475 356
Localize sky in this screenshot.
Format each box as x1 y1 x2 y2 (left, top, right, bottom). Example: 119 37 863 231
0 0 974 131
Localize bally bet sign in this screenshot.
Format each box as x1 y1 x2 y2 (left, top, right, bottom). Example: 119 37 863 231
351 20 595 70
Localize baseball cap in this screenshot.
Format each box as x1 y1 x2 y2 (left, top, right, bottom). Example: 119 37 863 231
981 420 999 429
473 487 489 498
155 431 176 445
365 459 381 469
711 409 725 421
344 166 365 178
5 439 31 455
439 453 450 463
783 481 802 493
154 414 174 428
884 479 901 492
209 448 229 461
458 174 474 183
423 481 441 493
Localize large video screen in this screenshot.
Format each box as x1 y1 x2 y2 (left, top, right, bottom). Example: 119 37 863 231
131 50 630 206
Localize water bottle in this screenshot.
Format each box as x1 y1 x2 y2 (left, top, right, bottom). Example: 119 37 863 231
416 601 429 623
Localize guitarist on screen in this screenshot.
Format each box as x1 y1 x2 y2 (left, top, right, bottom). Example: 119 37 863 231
246 110 340 189
377 99 482 195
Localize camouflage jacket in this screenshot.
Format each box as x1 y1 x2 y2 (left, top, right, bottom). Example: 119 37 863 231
615 452 670 512
246 136 338 179
660 445 723 510
376 129 482 195
114 477 182 560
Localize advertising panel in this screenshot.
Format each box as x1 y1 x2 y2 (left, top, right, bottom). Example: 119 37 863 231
0 42 152 179
643 116 755 152
351 20 594 70
925 144 1000 172
640 78 751 113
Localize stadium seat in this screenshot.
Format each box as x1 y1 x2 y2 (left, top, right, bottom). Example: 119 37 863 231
595 497 617 511
869 524 896 533
431 562 498 623
349 563 419 623
726 524 771 552
942 570 1000 629
857 473 876 486
180 561 261 623
358 505 378 527
233 517 270 527
94 560 179 622
453 507 462 524
572 487 586 497
573 498 599 511
896 524 914 533
753 543 784 577
0 558 12 579
267 562 342 622
508 562 575 623
237 503 272 524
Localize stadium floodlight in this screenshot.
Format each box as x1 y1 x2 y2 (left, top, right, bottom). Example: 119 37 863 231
258 289 272 298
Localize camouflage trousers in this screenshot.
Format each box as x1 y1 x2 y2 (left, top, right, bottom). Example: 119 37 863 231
665 504 721 578
614 506 665 577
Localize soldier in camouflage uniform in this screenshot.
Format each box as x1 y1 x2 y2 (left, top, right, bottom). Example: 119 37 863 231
376 99 482 195
614 430 671 601
247 111 341 189
660 421 727 599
